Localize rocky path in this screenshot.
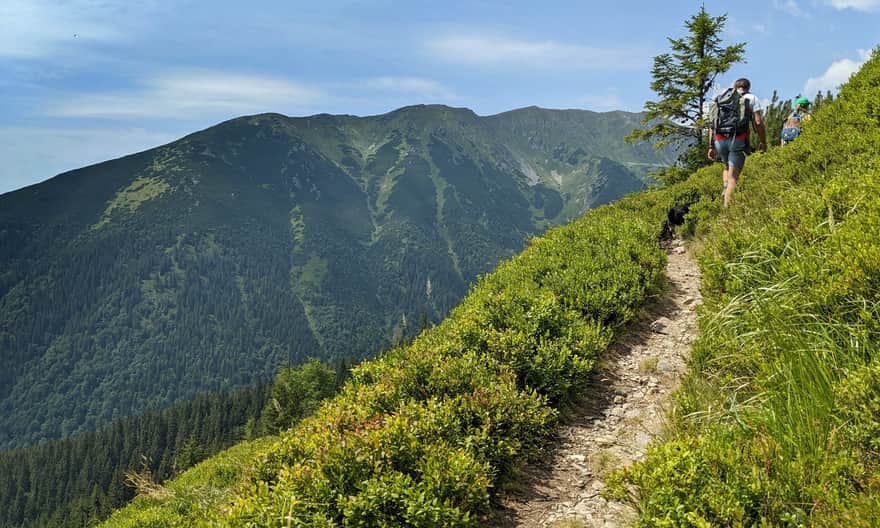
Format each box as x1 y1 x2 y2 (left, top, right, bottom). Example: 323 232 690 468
494 239 701 528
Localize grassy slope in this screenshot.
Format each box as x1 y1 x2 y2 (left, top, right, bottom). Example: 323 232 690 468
608 51 880 525
99 438 275 527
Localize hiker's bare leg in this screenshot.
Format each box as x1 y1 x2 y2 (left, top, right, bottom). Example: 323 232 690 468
723 164 741 208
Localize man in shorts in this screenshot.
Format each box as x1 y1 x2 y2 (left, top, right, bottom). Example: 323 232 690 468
708 78 767 208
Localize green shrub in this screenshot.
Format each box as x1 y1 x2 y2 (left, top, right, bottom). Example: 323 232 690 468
608 435 772 526
837 357 880 460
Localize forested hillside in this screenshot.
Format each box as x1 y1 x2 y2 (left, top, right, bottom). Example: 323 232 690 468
0 359 345 528
0 383 268 528
0 105 671 448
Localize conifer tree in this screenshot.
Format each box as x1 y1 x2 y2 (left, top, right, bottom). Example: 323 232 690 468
627 5 746 179
813 89 834 110
760 90 792 149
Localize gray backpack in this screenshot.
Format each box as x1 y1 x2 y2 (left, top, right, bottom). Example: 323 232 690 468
708 88 752 136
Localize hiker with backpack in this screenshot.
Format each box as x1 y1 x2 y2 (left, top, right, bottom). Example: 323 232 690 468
781 96 812 146
707 78 767 208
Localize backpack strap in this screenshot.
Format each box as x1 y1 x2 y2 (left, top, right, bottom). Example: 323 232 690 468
737 95 751 134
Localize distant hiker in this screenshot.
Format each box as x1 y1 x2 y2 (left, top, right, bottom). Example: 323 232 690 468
707 78 768 208
781 96 812 146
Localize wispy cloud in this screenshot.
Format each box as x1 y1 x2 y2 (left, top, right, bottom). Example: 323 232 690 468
425 34 646 70
825 0 880 11
47 70 323 120
804 49 874 95
362 77 457 100
773 0 809 17
0 0 145 59
579 93 623 111
725 14 771 37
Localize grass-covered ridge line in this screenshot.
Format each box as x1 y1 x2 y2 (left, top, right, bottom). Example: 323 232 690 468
100 438 275 527
608 49 880 525
102 174 698 526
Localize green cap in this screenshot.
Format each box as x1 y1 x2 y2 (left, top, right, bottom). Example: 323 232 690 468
795 96 811 107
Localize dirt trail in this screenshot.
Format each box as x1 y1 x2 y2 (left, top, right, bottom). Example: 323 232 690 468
495 238 702 527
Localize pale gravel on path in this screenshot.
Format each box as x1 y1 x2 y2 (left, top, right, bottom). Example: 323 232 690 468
494 238 702 528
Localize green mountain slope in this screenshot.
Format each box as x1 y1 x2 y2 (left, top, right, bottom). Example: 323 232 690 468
0 105 670 448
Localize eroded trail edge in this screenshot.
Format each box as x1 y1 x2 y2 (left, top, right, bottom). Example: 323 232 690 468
495 239 702 528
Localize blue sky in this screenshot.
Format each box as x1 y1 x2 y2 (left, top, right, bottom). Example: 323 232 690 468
2 0 878 194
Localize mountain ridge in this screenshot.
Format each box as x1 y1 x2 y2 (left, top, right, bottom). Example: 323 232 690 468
0 104 672 448
0 104 656 200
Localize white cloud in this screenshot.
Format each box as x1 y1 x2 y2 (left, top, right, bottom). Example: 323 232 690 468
825 0 880 11
773 0 809 17
362 77 456 100
426 34 646 70
579 93 623 111
803 49 874 95
724 22 745 37
0 0 148 59
723 16 768 38
0 126 180 194
47 70 323 120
